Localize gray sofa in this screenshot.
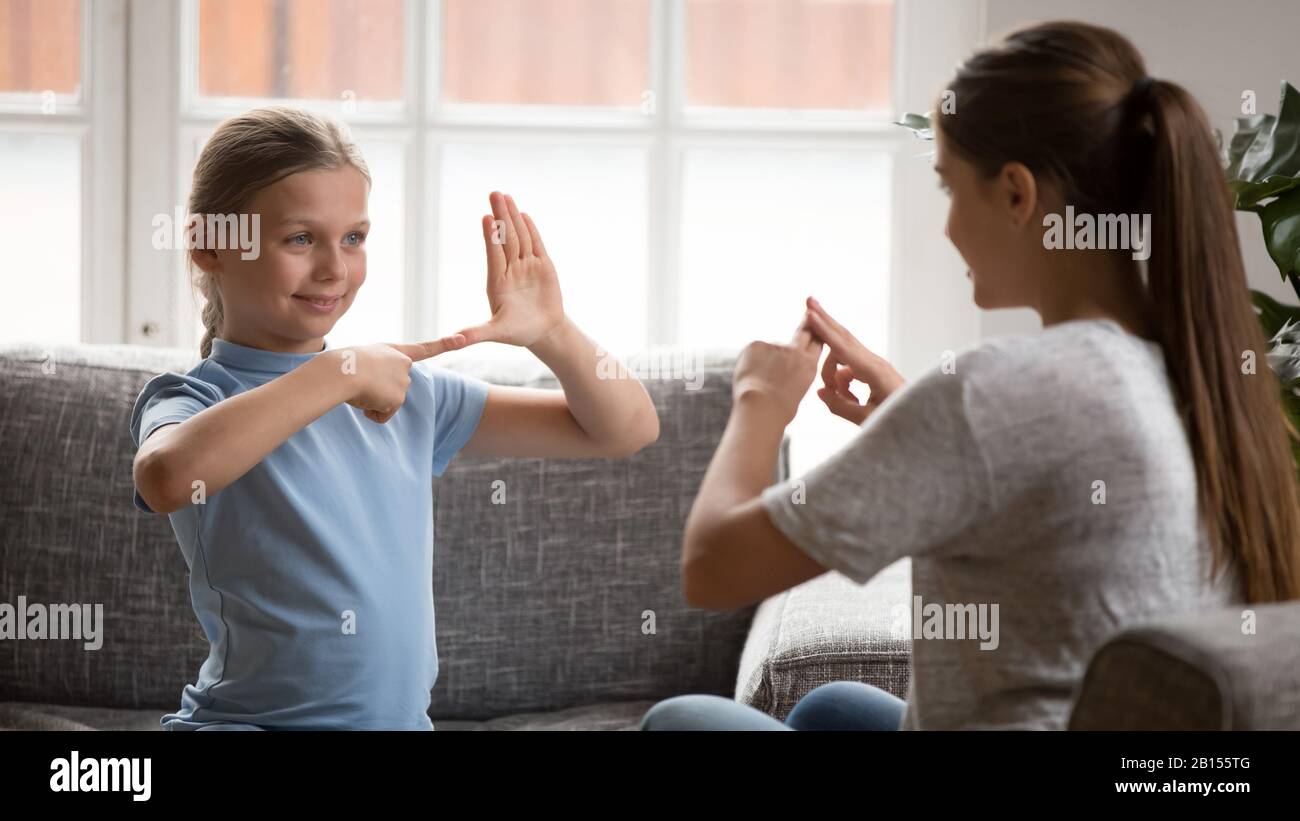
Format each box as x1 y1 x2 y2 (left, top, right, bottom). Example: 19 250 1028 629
0 342 1296 730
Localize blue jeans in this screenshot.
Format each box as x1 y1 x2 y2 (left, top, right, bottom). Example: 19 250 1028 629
640 681 905 731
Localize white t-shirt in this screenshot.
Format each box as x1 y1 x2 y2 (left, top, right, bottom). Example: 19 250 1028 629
761 318 1246 730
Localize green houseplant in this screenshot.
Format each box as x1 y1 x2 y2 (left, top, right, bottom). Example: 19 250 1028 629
1226 81 1300 466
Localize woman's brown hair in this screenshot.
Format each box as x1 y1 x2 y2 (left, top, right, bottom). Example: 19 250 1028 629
187 106 371 358
936 20 1300 603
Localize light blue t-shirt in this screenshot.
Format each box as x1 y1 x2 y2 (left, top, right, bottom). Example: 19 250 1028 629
129 337 490 730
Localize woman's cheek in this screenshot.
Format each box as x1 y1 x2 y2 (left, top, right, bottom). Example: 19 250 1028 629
945 202 970 261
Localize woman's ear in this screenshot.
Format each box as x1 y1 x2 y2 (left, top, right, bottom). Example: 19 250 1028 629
998 161 1040 230
189 246 220 276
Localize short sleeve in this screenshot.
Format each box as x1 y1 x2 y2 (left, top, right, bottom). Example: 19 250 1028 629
128 368 225 513
419 363 491 477
760 367 995 584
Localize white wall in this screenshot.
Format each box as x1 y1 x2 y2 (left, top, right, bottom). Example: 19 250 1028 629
891 0 987 379
976 0 1300 340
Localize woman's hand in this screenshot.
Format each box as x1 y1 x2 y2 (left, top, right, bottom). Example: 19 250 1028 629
803 296 904 426
732 321 824 425
455 191 566 349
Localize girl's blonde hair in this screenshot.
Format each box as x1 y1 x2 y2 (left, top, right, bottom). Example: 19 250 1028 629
187 106 371 358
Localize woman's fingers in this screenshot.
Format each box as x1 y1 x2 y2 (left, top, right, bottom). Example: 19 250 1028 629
816 385 866 425
808 296 851 338
805 309 851 357
834 365 857 398
504 194 531 259
489 192 520 261
821 349 841 392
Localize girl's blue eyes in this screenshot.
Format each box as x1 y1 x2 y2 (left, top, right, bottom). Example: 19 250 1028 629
286 232 366 246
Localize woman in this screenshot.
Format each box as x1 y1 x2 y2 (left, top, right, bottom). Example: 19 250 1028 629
642 20 1300 731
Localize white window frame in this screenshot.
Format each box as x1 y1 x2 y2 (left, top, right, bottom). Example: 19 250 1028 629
0 0 125 344
125 0 985 376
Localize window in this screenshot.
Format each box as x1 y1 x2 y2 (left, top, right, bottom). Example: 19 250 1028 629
120 0 918 473
0 0 123 345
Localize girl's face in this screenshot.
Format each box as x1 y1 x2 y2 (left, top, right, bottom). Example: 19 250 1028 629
933 129 1045 310
195 164 370 354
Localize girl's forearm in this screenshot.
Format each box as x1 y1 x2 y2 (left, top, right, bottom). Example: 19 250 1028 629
526 317 659 452
138 352 353 513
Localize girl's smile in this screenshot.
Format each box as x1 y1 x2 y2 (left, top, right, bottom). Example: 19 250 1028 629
292 293 343 313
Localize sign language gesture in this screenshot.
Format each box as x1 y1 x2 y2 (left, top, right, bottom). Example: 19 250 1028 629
803 296 904 425
340 337 469 424
455 191 566 348
732 317 825 426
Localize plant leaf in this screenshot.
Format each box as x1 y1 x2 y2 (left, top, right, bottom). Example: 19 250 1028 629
1252 288 1300 339
1230 81 1300 183
1226 113 1276 180
1231 174 1300 210
1258 187 1300 281
894 111 934 140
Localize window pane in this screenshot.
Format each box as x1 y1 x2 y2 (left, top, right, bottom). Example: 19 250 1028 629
0 0 80 95
442 0 650 107
678 146 891 472
197 0 403 102
0 132 80 343
437 143 648 359
327 139 405 347
686 0 892 110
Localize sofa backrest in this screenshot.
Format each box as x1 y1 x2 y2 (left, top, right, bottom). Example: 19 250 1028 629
1069 598 1300 730
0 342 771 720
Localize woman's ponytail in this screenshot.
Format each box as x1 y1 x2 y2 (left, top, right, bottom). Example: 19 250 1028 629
1141 79 1300 602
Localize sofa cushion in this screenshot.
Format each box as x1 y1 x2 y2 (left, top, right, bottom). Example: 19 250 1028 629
0 342 769 720
736 558 911 721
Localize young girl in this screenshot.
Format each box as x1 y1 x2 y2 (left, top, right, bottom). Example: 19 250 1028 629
643 20 1300 730
130 107 659 731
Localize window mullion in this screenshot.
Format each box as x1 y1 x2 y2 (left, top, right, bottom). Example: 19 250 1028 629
647 0 684 348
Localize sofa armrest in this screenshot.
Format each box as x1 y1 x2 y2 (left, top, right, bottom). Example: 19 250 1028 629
1069 600 1300 730
735 559 912 721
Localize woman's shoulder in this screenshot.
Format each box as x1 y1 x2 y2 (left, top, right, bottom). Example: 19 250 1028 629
903 318 1182 451
938 318 1168 402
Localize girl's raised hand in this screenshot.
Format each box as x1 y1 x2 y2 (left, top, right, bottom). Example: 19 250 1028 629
455 191 566 348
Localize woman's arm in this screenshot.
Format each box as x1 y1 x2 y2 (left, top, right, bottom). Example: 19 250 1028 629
681 328 829 609
455 191 659 460
682 299 907 609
